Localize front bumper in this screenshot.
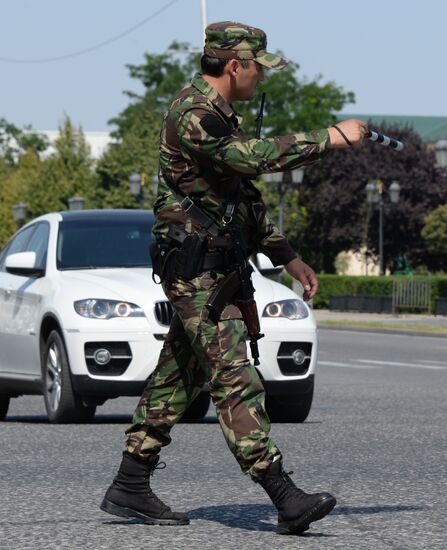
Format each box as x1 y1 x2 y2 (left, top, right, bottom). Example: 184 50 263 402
64 317 317 397
71 374 315 398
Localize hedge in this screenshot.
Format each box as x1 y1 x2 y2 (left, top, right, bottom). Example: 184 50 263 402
282 273 447 310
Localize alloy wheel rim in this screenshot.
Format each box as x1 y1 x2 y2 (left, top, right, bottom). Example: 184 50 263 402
46 343 62 411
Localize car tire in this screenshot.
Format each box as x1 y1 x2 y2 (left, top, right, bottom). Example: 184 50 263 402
0 396 10 421
182 391 211 421
42 330 96 423
265 379 314 423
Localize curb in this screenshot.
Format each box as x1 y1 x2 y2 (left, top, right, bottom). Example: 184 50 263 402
317 324 447 339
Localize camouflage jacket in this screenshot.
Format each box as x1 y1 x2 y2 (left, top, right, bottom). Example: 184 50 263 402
153 73 329 266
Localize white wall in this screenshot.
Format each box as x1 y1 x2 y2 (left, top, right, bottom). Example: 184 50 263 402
38 131 114 160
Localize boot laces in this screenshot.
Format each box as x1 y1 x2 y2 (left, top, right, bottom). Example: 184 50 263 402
280 468 307 497
278 468 295 486
149 461 167 475
147 461 170 512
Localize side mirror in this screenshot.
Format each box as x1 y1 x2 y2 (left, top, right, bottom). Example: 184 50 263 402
5 252 44 277
255 253 283 276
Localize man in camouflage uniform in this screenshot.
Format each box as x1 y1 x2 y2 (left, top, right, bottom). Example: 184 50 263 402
101 22 367 534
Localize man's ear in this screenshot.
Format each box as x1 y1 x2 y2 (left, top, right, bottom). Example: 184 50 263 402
226 59 240 77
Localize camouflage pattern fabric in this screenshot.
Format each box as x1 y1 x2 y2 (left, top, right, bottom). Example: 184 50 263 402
127 50 330 482
204 21 288 69
153 72 329 266
126 272 282 481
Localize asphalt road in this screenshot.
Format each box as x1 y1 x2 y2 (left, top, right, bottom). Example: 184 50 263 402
1 329 446 550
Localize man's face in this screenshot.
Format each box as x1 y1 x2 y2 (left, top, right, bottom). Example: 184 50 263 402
234 60 265 101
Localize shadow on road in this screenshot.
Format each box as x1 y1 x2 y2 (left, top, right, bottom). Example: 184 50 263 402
4 415 50 423
4 414 325 425
102 504 334 536
334 504 427 515
183 502 426 533
187 503 335 536
3 414 222 424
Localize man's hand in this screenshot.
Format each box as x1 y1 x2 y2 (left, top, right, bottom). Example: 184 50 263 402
284 257 318 302
327 119 368 148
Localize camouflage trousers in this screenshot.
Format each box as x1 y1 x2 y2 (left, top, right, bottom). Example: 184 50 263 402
125 271 281 481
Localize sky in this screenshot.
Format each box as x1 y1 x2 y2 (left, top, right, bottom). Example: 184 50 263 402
1 0 445 132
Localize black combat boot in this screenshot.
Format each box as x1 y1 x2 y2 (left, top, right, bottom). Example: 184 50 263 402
100 451 189 525
259 460 336 535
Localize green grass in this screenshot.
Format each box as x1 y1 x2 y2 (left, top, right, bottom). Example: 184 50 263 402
317 320 447 335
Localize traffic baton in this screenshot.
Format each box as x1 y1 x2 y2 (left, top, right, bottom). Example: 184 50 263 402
367 130 404 151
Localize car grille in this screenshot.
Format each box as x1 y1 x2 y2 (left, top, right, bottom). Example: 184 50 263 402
154 301 174 326
276 342 312 376
84 342 132 376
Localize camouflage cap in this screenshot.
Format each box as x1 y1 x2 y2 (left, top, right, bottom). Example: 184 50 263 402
204 21 288 70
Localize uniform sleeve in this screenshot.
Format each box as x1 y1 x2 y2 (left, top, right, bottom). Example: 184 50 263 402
176 107 329 176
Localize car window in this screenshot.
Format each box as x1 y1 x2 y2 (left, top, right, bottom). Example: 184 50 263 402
0 225 36 271
57 217 154 270
25 222 50 270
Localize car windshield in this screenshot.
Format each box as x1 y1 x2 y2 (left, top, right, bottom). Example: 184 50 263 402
57 217 154 270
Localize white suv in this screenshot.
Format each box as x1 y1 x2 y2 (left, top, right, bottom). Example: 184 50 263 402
0 210 317 423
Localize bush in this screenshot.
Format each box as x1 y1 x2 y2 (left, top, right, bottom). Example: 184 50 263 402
282 273 447 309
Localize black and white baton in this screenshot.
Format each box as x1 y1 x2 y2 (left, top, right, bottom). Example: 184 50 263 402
367 130 404 151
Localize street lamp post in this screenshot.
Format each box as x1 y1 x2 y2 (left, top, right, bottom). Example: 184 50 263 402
68 195 85 211
264 167 305 234
365 179 400 275
151 175 159 196
129 172 143 206
12 203 27 229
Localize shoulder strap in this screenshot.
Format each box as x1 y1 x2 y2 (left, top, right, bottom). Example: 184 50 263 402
172 188 220 237
163 174 241 236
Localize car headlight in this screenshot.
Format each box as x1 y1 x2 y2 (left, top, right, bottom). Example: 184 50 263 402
262 299 309 320
74 299 145 319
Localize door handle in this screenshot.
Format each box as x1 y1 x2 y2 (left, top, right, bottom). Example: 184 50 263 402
5 287 12 297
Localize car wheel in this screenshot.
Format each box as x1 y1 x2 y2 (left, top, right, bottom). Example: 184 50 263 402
0 396 10 421
42 330 96 423
182 391 211 421
266 379 314 423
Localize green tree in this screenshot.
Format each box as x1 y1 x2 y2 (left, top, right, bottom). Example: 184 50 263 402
0 118 48 164
422 204 447 256
0 118 97 247
110 42 200 139
95 108 160 208
26 117 97 218
0 150 43 246
298 125 447 272
236 60 355 136
95 43 200 208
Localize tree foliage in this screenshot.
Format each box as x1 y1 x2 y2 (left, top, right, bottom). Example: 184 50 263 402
27 117 97 218
297 124 447 272
0 117 96 247
236 59 355 136
2 44 444 276
0 150 43 246
0 118 48 165
95 108 160 208
422 204 447 256
109 42 200 139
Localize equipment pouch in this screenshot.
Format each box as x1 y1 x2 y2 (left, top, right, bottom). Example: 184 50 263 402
174 232 207 280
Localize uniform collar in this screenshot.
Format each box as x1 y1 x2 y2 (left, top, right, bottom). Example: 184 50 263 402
191 73 239 123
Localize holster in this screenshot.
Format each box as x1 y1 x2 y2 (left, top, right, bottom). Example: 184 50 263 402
150 233 208 283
